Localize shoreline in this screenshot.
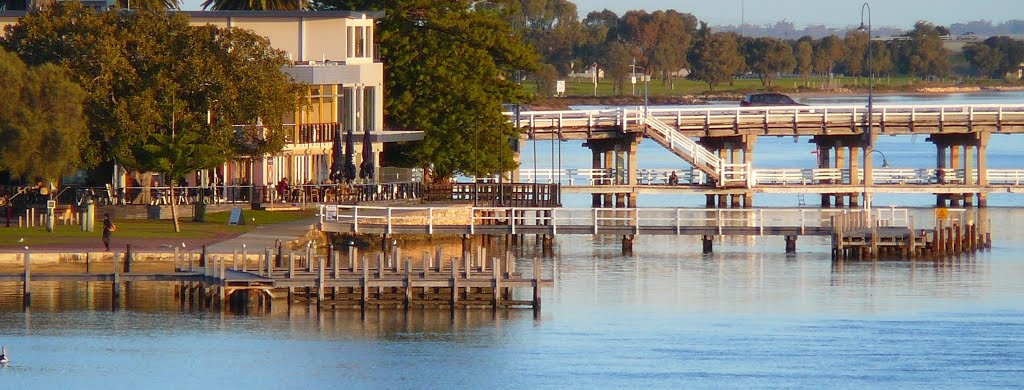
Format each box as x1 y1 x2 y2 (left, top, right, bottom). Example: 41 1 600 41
531 84 1024 110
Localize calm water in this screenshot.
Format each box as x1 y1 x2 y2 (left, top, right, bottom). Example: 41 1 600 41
2 93 1024 388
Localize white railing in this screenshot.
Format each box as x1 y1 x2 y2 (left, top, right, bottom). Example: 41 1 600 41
507 104 1024 131
514 167 1024 187
643 113 724 178
320 205 913 234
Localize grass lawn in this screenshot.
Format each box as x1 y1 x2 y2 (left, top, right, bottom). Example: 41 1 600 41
524 75 987 98
0 209 316 250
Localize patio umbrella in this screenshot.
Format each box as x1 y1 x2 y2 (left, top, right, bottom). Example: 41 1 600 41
328 124 343 182
359 128 375 182
342 127 357 184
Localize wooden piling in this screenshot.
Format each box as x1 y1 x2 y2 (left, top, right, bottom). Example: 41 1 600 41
404 257 412 307
23 250 31 307
317 253 325 303
450 254 459 309
532 256 541 314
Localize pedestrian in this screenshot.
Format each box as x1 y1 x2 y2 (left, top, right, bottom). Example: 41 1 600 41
668 171 679 185
102 213 116 251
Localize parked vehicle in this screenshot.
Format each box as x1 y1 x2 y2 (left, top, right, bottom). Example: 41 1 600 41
740 93 804 107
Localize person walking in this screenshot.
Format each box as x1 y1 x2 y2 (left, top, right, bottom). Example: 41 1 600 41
102 213 116 251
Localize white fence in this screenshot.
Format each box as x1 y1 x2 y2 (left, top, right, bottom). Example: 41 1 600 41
508 104 1024 131
514 167 1024 186
321 205 911 235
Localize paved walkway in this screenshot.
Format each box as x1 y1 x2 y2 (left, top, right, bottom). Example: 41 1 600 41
206 217 318 253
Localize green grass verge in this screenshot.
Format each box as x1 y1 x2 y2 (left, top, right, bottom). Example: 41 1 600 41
0 209 316 248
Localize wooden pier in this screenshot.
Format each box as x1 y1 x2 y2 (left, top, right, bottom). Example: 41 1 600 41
830 209 991 260
1 247 553 312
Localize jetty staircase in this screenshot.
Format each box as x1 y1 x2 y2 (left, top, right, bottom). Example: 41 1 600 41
641 112 749 187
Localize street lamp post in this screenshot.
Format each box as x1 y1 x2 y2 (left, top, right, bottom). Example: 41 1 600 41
859 2 873 217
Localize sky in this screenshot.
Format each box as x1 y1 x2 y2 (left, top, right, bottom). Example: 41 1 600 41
173 1 1024 30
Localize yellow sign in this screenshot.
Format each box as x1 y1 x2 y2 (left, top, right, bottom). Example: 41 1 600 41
935 208 949 219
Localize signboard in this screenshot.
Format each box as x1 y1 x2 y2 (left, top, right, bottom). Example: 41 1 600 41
47 200 56 209
935 208 948 220
228 207 245 225
556 80 566 96
631 76 637 85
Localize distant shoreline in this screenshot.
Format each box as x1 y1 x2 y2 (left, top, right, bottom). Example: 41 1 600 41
531 84 1024 109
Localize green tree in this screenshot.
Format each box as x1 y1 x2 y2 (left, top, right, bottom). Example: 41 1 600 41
646 10 697 89
0 50 88 184
604 40 632 95
2 4 300 172
497 0 580 76
963 42 1005 78
745 37 795 88
842 30 868 76
688 24 743 92
795 39 814 86
136 132 223 232
813 35 846 75
311 0 540 181
981 36 1024 78
905 21 951 78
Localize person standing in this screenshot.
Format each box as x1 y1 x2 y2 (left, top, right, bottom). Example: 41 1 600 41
102 213 116 251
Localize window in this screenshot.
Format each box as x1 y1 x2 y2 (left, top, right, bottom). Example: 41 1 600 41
363 87 375 131
347 26 354 58
355 27 365 58
343 87 356 132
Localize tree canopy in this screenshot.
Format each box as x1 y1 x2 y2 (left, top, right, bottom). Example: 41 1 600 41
0 49 88 183
1 3 302 171
311 0 540 181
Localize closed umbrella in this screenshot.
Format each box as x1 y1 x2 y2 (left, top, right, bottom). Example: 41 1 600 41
343 128 357 184
359 128 375 182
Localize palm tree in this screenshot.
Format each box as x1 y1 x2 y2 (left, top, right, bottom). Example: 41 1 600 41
136 132 222 232
115 0 181 10
202 0 306 11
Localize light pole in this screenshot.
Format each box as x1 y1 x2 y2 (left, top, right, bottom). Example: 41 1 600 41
859 2 873 215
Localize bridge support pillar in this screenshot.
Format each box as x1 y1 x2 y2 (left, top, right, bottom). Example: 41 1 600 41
702 235 714 254
742 193 753 208
706 195 716 208
785 235 798 254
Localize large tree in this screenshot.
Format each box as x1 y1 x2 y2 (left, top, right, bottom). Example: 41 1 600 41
0 49 87 184
795 38 814 86
745 37 795 88
904 21 951 78
2 3 301 172
688 24 744 92
312 0 540 181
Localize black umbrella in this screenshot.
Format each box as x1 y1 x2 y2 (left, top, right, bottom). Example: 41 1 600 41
359 128 375 181
343 128 357 184
328 124 343 182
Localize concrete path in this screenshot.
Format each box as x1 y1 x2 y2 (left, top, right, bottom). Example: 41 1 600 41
206 217 318 253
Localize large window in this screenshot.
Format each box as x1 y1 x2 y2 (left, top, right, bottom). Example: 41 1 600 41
347 25 373 60
362 86 375 131
343 87 356 132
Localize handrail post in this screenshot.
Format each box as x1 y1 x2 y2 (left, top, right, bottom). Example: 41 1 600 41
386 207 393 235
353 206 359 233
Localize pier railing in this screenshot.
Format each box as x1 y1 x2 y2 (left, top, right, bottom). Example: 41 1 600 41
320 205 911 236
509 104 1024 133
514 167 1024 187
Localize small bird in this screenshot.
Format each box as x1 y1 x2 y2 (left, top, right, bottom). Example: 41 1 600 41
1 345 8 365
17 237 24 243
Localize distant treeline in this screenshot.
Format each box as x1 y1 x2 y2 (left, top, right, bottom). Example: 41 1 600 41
495 0 1024 95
